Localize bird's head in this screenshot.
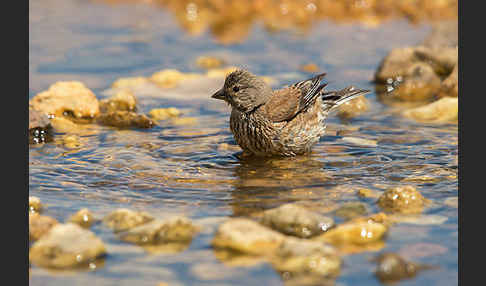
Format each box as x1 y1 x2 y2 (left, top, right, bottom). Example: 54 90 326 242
211 69 272 113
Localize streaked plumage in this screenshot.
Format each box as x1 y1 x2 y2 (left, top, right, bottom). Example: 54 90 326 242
212 69 370 157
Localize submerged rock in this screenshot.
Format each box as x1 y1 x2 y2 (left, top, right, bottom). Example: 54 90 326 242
68 208 97 228
148 107 182 121
29 196 43 214
29 213 58 241
196 56 225 69
402 97 457 123
150 69 201 88
103 208 154 232
97 111 156 129
438 64 458 98
374 252 433 283
260 204 334 238
118 216 199 245
212 218 286 255
375 21 458 104
111 77 149 89
29 108 53 144
317 220 387 246
357 188 381 199
99 89 137 113
315 214 388 254
30 81 100 119
29 223 106 269
377 186 429 214
336 95 370 119
62 134 82 149
271 237 341 278
334 202 368 220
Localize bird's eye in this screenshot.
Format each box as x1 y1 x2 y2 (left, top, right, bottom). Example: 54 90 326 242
233 86 240 92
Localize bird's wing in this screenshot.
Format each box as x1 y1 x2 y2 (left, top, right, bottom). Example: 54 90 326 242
321 86 370 111
263 72 327 123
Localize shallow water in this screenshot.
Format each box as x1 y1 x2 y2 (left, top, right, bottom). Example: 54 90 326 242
29 0 457 285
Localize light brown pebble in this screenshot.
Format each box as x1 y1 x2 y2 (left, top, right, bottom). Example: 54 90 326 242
377 185 429 214
111 77 149 89
29 196 43 213
29 223 106 269
99 89 137 113
103 208 154 232
212 218 286 255
30 81 100 119
337 95 370 119
271 237 341 277
68 208 96 228
119 216 199 245
260 203 334 238
29 213 59 241
148 107 182 121
196 56 225 69
357 188 381 199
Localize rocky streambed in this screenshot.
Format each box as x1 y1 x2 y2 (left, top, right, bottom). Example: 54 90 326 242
29 0 458 285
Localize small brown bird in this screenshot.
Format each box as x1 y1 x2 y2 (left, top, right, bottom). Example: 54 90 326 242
212 69 370 157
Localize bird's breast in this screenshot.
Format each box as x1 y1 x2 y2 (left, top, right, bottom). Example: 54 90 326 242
229 109 276 155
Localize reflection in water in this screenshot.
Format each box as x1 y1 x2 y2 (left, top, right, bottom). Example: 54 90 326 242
229 155 335 216
97 0 458 44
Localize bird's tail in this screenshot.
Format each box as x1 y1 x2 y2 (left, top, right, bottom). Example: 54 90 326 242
321 86 370 111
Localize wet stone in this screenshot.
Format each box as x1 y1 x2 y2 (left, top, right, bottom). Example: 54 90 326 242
271 237 341 278
386 62 442 102
103 208 154 232
29 223 106 269
99 89 137 113
29 213 59 241
62 134 82 149
111 77 149 89
413 46 457 76
29 108 53 144
438 63 458 98
374 252 432 283
150 69 201 88
118 216 199 245
357 188 381 199
317 220 387 246
196 56 225 69
148 107 182 121
260 204 334 238
336 95 370 119
315 215 388 254
29 196 43 214
212 218 286 255
377 186 429 214
334 202 368 220
97 111 156 129
68 208 97 228
374 24 458 103
403 96 457 123
30 81 100 119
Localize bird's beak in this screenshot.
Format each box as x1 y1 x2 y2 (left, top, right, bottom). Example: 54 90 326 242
211 89 225 100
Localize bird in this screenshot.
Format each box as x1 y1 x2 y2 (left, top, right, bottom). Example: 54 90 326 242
211 69 370 157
